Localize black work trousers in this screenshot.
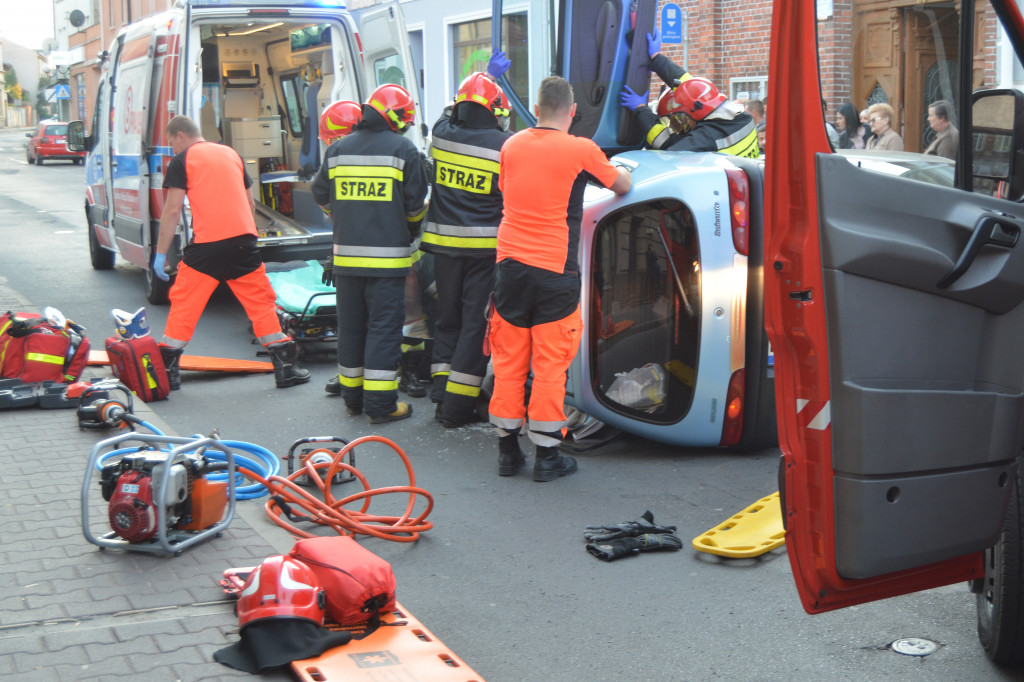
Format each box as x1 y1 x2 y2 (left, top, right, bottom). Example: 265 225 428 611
335 274 406 418
431 253 495 422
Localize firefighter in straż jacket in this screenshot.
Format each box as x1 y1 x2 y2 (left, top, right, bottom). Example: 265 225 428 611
619 28 760 158
422 66 515 428
312 85 429 424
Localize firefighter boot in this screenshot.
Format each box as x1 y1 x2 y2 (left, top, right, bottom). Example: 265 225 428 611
368 401 413 424
267 340 311 388
159 346 183 391
398 351 427 398
497 431 525 477
533 445 578 482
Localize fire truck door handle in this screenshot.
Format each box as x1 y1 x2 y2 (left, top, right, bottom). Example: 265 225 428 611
937 213 1021 289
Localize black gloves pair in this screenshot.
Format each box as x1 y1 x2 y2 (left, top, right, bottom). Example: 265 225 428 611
584 510 682 562
320 259 334 287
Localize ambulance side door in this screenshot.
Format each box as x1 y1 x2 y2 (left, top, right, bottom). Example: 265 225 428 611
765 0 1024 616
108 30 157 269
356 1 424 151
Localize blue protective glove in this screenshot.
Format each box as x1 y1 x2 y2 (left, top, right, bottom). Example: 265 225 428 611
647 28 661 60
620 85 650 111
486 50 511 80
152 252 170 281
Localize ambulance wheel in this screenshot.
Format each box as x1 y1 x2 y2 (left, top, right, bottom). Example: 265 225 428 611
88 221 115 270
976 456 1024 664
145 266 172 305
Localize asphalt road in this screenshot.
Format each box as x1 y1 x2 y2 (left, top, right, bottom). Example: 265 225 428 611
0 126 1019 681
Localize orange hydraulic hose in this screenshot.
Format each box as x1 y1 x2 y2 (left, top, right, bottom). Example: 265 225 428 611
235 435 433 542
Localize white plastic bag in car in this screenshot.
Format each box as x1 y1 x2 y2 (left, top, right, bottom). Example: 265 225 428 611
605 363 667 409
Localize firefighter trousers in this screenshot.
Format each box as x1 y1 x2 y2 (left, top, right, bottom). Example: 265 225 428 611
431 253 494 422
487 305 583 447
162 262 286 348
334 274 405 417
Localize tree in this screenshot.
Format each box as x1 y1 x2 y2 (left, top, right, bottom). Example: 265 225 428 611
4 64 22 105
36 74 53 120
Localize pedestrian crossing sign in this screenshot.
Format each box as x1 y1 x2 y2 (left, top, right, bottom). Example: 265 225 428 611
55 84 71 100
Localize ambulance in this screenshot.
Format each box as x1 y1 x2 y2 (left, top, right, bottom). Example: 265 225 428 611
68 0 421 304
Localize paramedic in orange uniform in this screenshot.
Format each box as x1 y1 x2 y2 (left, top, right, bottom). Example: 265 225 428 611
152 115 309 389
490 76 631 481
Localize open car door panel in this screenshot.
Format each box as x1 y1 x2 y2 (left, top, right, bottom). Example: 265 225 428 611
766 0 1024 615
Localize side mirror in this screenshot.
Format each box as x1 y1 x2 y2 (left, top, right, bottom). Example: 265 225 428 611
25 132 32 138
67 120 87 152
971 88 1024 200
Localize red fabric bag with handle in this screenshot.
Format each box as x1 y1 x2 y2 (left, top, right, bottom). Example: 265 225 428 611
289 536 397 626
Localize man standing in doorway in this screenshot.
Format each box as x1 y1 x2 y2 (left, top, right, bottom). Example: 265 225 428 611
490 76 631 481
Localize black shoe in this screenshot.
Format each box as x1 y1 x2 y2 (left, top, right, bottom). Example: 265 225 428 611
368 402 413 424
399 370 427 398
159 346 183 391
267 340 311 388
325 375 341 395
440 413 483 429
346 405 362 416
533 445 577 482
498 433 525 476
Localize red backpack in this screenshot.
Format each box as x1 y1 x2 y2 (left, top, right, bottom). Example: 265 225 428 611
0 311 91 383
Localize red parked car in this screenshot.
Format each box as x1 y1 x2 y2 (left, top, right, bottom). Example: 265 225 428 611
26 122 84 165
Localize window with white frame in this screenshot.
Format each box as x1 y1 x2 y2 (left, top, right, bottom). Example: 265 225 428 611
451 12 528 129
730 77 767 103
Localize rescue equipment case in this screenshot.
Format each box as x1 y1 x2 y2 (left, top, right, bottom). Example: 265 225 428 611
0 311 90 384
104 336 170 402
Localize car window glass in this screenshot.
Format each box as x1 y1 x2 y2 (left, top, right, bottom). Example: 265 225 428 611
590 199 699 423
45 125 68 136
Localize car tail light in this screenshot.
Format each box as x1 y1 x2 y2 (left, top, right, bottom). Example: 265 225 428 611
40 137 50 144
719 368 745 447
725 168 749 256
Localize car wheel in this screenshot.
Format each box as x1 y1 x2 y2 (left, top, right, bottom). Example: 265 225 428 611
145 264 172 305
87 221 115 270
74 158 84 166
976 455 1024 664
36 156 44 165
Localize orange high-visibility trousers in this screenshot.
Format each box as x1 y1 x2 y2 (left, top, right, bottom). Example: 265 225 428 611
163 262 285 348
487 305 582 447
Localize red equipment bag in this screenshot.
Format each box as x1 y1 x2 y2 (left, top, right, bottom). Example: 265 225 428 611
104 336 170 402
0 311 90 383
289 536 397 627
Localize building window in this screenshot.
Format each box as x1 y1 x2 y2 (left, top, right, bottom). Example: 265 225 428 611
730 77 767 102
76 74 87 120
451 13 528 125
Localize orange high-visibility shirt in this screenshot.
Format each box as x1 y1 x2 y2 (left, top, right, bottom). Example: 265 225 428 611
497 128 619 274
164 141 256 243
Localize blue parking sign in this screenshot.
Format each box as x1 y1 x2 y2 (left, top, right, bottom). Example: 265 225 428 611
661 3 683 44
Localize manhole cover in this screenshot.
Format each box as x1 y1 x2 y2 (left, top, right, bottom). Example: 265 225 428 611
891 637 939 656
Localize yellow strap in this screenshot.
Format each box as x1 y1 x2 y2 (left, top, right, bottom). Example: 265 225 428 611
339 375 364 388
25 352 64 365
328 165 405 181
333 255 412 270
364 378 399 392
421 232 497 250
446 381 482 398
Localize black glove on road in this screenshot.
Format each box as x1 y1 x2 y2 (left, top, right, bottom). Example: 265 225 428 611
586 533 683 562
583 510 677 542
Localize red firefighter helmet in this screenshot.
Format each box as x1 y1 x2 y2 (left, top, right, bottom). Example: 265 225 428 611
319 100 362 142
664 77 728 121
237 556 326 629
455 72 511 129
656 89 675 118
367 84 416 132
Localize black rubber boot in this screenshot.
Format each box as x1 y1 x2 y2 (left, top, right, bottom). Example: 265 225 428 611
533 445 577 482
159 346 183 391
398 351 427 398
325 375 341 395
267 340 311 388
498 432 525 477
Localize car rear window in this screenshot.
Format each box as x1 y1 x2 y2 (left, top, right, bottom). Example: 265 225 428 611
44 125 68 136
589 199 700 424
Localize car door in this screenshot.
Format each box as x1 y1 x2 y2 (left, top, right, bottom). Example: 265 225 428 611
765 0 1024 627
108 29 157 269
491 0 655 153
356 1 425 151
